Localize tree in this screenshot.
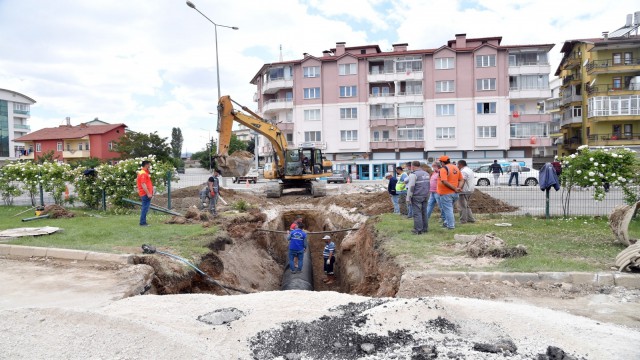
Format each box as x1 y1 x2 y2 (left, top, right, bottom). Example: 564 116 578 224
228 134 247 155
36 150 60 164
113 131 172 163
246 137 255 155
170 127 184 159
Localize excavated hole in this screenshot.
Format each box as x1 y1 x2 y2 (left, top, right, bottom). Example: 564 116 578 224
137 206 401 297
266 209 352 293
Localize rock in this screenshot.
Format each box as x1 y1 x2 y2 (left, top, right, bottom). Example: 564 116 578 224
473 338 517 354
411 344 438 359
360 343 375 353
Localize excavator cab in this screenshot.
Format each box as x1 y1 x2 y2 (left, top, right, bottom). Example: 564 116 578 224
283 147 327 176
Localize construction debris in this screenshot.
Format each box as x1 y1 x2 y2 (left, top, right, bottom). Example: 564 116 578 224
615 242 640 272
215 151 254 178
42 205 75 219
455 233 528 258
609 201 640 246
0 226 61 238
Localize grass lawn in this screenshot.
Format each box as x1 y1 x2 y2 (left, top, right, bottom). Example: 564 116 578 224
0 206 218 258
375 212 639 272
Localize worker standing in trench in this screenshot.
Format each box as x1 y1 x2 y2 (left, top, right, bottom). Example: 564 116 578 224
288 223 307 273
322 235 336 284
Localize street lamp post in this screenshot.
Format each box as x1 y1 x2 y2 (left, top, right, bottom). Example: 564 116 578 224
186 1 238 132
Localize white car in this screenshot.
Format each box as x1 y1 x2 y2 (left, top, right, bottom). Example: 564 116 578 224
473 163 539 186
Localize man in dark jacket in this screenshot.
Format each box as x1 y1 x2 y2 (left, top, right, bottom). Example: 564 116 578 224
386 172 399 213
489 160 503 186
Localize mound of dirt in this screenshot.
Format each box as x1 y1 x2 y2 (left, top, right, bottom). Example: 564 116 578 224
470 189 518 213
42 205 75 219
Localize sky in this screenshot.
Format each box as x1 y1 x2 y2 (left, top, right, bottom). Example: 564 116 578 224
0 0 637 154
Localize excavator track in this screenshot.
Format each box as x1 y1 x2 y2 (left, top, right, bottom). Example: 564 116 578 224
265 182 282 198
309 181 326 197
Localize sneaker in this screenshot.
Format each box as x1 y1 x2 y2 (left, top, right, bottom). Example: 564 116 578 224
140 224 150 227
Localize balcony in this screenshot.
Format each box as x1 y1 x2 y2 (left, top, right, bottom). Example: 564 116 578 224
510 113 551 123
13 110 29 116
395 91 423 103
563 137 583 150
276 121 294 131
507 63 551 76
510 137 552 147
560 93 581 105
18 153 34 160
587 83 640 95
370 139 423 150
368 92 395 104
587 133 640 146
13 124 30 130
297 141 327 150
586 58 640 74
560 115 582 127
370 117 424 128
262 77 293 94
62 150 91 159
509 87 551 99
263 98 293 113
368 69 423 83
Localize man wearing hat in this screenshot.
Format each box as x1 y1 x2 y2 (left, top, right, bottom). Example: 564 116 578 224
322 235 336 284
385 172 399 213
436 155 463 230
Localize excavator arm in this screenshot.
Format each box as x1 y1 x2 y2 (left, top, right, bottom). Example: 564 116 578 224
216 95 287 177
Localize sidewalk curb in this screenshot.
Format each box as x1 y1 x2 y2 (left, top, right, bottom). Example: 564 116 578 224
0 244 133 265
401 270 640 289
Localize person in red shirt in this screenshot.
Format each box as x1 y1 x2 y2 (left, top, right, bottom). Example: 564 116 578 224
436 155 463 230
136 160 154 226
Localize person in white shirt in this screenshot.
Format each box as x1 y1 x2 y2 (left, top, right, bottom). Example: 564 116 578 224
508 159 522 186
457 160 476 223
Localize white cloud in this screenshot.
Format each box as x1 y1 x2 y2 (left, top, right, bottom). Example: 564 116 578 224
0 0 636 153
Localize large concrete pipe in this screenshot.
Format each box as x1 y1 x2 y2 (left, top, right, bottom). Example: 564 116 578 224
281 249 314 291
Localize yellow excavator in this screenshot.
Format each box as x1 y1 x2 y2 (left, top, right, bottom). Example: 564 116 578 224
215 95 333 198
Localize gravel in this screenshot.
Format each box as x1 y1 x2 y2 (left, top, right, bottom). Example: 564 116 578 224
1 291 639 359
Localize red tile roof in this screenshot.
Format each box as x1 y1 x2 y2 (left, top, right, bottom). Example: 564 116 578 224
15 123 127 142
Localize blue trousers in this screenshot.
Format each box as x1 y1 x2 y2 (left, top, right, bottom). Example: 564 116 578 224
140 195 150 225
508 172 519 186
390 194 400 213
426 192 444 222
288 249 304 272
439 193 459 229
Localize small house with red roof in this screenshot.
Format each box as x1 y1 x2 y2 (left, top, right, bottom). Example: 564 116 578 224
15 121 127 162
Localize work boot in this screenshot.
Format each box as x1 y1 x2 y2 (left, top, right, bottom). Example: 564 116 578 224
322 276 330 283
325 274 336 284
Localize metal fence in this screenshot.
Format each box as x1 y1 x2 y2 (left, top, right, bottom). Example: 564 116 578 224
5 167 638 218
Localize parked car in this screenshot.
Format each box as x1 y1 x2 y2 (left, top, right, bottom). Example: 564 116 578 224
474 163 539 186
176 167 185 174
326 170 352 184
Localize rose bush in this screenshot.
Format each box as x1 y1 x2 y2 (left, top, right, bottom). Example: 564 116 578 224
558 145 639 205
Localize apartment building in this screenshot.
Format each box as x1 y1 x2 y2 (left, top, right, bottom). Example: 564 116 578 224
0 88 36 159
556 12 640 155
251 34 553 180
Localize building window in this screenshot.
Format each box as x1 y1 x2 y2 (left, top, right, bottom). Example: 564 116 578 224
108 141 114 151
57 142 63 151
476 54 496 67
340 130 358 142
435 80 455 93
338 63 357 75
436 127 455 139
397 127 424 141
373 131 380 141
86 142 90 150
476 102 496 114
399 80 422 95
397 102 423 118
66 143 71 151
304 109 321 121
436 104 455 116
370 86 390 97
372 131 390 141
395 56 422 72
303 87 320 99
624 52 633 65
36 143 41 152
477 126 497 138
339 86 357 97
303 66 320 78
510 123 548 138
78 143 83 151
13 103 30 114
476 78 496 91
304 131 321 142
435 57 454 69
286 133 293 142
572 105 582 117
612 77 622 90
613 53 621 65
370 104 395 119
340 108 357 119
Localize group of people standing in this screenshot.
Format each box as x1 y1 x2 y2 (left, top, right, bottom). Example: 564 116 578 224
386 156 476 235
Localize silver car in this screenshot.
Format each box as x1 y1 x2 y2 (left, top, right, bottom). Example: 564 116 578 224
326 170 352 184
474 164 539 186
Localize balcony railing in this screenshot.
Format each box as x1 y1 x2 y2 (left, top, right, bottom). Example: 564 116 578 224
62 150 91 158
587 133 640 146
586 58 640 73
587 83 640 95
13 124 30 130
396 91 423 96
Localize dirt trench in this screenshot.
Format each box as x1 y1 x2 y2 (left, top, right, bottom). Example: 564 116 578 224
140 186 516 297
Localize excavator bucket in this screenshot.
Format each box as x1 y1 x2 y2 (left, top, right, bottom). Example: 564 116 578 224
215 154 255 178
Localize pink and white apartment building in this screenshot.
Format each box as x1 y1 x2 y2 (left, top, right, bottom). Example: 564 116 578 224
251 34 554 180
